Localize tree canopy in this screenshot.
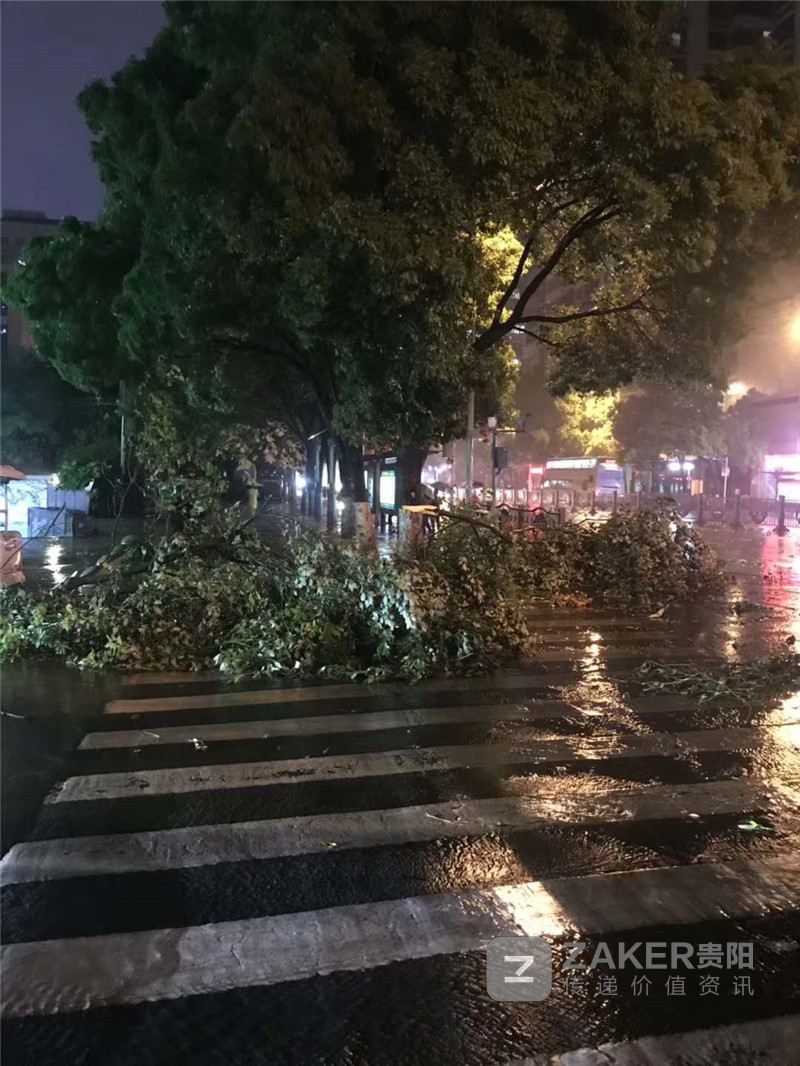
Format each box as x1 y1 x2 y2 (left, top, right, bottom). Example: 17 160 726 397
5 0 800 504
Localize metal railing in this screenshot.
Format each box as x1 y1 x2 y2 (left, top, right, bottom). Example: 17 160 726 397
490 490 800 529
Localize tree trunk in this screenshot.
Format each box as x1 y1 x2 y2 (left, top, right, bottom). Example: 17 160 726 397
301 438 316 517
313 439 323 519
326 436 337 532
336 438 370 541
395 445 430 556
337 439 368 503
395 446 429 508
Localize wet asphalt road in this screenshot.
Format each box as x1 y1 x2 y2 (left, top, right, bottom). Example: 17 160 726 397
3 527 800 1063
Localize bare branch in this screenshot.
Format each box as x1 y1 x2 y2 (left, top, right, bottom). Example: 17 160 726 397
503 202 621 327
518 292 647 326
512 326 558 347
491 196 589 328
492 231 537 325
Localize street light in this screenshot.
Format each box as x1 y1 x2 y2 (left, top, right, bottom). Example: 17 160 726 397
487 416 498 507
790 312 800 345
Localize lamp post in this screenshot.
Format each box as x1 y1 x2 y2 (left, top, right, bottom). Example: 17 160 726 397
487 416 498 508
465 390 475 503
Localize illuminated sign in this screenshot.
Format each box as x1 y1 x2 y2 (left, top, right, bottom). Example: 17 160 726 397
546 458 596 471
529 465 544 475
379 470 396 508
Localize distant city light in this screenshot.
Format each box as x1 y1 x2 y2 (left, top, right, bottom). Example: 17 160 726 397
667 461 682 472
765 454 800 474
727 381 748 398
295 474 307 492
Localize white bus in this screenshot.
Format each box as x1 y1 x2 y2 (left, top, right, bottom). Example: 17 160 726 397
544 457 626 495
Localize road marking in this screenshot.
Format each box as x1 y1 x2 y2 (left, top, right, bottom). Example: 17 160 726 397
533 631 673 645
81 697 705 750
2 780 772 884
507 1015 800 1066
524 616 664 630
532 647 705 662
118 671 222 686
3 853 798 1018
50 725 800 803
103 660 704 715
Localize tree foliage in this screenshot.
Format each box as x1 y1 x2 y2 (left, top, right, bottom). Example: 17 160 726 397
722 390 770 473
0 353 96 474
613 383 725 462
5 1 799 504
3 219 137 395
555 392 618 457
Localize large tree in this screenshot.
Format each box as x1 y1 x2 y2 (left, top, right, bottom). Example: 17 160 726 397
7 1 800 514
182 0 798 394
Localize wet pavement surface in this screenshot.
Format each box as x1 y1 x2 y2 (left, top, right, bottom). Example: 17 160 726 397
3 526 800 1063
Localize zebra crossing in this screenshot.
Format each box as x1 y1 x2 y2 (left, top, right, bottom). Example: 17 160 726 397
3 614 800 1064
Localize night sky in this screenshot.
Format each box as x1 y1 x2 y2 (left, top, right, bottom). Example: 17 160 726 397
1 0 166 221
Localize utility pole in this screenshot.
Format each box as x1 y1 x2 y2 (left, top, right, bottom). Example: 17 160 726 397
487 416 498 509
119 380 127 475
465 390 475 503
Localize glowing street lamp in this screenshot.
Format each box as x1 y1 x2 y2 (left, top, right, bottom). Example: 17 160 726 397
790 312 800 346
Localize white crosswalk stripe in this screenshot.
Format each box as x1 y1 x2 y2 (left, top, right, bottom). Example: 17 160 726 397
79 696 708 750
103 656 707 714
2 780 773 884
507 1015 800 1066
3 854 799 1018
5 635 800 1063
49 723 800 803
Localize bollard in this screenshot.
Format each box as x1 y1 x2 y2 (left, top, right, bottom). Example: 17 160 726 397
612 490 618 515
697 494 705 526
590 490 596 516
777 495 789 536
732 493 741 528
637 491 642 511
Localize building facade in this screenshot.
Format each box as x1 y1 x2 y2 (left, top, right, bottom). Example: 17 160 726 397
672 1 800 73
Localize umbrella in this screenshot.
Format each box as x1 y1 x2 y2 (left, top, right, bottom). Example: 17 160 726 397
0 466 26 482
